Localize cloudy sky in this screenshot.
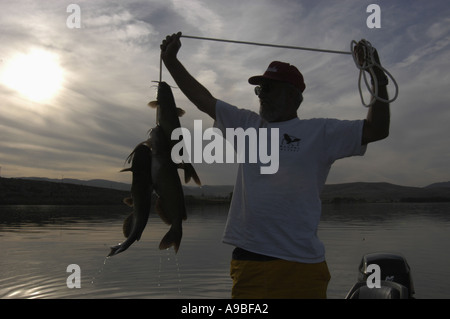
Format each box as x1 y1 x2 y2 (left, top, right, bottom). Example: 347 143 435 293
1 0 449 187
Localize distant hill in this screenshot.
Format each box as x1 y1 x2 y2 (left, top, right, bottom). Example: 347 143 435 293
1 177 449 205
320 182 450 203
20 177 131 191
184 185 233 198
0 177 233 205
0 177 129 205
20 177 234 198
425 181 450 189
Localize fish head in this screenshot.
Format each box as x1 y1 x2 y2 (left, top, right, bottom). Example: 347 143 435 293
149 82 185 148
148 82 184 126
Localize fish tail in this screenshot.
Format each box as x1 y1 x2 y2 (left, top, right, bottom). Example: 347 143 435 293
108 244 124 257
108 238 135 257
159 224 182 253
182 162 202 186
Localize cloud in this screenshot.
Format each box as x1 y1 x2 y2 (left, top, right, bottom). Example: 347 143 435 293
171 0 223 36
1 0 449 187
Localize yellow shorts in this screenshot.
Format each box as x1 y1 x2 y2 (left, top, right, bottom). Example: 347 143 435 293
230 258 331 299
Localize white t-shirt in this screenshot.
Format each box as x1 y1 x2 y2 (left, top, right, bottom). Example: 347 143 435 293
214 100 367 263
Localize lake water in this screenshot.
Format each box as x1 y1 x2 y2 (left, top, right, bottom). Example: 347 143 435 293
1 202 450 299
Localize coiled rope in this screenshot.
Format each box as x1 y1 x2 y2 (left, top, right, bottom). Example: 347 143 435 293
176 35 398 107
350 39 398 107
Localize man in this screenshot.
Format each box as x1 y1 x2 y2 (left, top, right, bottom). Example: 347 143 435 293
160 32 390 298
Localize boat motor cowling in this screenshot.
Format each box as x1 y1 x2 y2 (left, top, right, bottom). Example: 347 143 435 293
346 252 415 299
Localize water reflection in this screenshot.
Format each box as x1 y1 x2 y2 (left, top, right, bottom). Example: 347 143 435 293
322 202 450 223
1 203 450 298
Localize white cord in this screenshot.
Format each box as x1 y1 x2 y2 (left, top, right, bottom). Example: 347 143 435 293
182 35 352 55
351 39 398 107
174 35 398 107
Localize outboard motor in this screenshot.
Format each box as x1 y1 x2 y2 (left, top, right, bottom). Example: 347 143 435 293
345 253 415 299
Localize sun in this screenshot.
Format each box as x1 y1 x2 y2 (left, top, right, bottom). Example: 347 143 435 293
1 49 64 103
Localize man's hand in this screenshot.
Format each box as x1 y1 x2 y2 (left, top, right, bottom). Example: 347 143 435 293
357 40 390 144
161 32 182 62
158 31 217 120
354 40 386 80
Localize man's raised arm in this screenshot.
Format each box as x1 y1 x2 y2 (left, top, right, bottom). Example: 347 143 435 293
161 32 217 120
359 45 390 145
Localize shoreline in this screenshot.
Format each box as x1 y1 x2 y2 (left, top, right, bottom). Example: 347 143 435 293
1 177 449 206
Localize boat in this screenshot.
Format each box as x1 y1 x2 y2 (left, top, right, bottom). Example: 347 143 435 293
345 252 415 299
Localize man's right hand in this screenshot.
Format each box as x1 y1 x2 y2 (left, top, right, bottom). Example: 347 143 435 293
158 31 217 120
161 32 182 62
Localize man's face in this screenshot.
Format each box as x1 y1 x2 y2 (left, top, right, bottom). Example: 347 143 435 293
256 80 293 122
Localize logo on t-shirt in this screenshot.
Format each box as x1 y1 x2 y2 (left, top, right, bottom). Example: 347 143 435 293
281 133 301 152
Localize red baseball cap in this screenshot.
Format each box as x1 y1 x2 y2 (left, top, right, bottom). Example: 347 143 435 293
248 61 306 93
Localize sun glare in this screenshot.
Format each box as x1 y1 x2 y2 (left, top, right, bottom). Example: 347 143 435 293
1 49 64 103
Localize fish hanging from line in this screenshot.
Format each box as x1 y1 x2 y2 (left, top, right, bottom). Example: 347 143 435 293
108 81 201 256
108 142 153 257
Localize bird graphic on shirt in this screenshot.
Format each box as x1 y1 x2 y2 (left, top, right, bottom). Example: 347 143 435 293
283 134 301 145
